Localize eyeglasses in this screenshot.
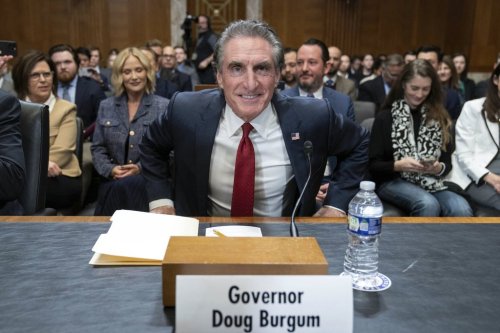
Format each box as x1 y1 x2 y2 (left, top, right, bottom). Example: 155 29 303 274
162 55 175 59
29 71 53 81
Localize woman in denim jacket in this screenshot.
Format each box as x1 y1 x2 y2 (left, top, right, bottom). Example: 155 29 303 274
91 47 169 215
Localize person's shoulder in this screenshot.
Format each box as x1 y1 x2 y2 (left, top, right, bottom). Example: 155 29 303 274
462 97 485 112
0 89 17 105
77 76 103 91
324 86 349 100
150 94 170 106
280 87 298 96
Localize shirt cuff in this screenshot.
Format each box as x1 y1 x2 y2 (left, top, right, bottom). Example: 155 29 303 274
149 199 174 211
323 205 346 215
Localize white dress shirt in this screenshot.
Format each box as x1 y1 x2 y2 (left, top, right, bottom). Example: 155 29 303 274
208 102 294 217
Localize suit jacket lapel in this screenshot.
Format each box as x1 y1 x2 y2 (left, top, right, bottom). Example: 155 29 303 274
273 94 308 191
195 90 225 213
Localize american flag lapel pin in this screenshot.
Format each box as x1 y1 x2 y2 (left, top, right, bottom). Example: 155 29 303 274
291 132 300 140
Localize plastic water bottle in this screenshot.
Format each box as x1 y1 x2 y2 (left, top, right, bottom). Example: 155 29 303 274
343 181 390 291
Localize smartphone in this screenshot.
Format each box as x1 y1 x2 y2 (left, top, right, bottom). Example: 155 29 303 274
420 157 436 167
0 40 17 57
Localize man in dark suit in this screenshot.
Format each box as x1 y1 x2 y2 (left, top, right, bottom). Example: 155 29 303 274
140 20 369 218
282 39 355 121
281 39 357 204
49 44 106 138
324 46 357 100
160 46 192 92
358 53 404 113
0 88 25 214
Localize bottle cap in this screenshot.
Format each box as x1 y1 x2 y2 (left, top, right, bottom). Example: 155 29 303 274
360 181 375 191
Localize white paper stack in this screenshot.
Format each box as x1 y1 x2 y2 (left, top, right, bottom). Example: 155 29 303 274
89 210 199 266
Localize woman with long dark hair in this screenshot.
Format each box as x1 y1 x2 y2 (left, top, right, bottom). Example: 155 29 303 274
368 59 472 216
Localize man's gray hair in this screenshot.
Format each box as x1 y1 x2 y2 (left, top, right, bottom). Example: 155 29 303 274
213 20 284 73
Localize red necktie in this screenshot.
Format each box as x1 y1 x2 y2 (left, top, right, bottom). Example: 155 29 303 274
231 123 255 216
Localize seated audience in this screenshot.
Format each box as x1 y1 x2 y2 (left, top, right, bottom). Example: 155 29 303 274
353 53 374 85
358 54 404 113
446 63 500 213
91 47 169 215
280 47 298 90
452 52 475 101
49 44 107 138
417 45 462 120
438 55 464 105
12 50 82 209
174 46 200 88
368 59 472 216
160 46 192 92
403 50 417 64
325 46 357 100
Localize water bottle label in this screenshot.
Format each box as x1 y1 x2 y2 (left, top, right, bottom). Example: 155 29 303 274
347 214 382 236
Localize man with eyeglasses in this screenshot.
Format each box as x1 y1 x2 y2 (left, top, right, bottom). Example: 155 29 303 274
48 44 106 138
159 45 192 93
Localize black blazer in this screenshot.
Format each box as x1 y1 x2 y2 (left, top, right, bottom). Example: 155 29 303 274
0 90 25 213
358 76 387 113
140 89 369 216
75 76 107 130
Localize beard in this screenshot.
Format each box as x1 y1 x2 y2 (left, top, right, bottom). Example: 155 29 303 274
57 70 76 84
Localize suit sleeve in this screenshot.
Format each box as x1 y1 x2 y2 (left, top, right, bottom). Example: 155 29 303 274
324 104 370 211
0 93 25 201
139 96 175 202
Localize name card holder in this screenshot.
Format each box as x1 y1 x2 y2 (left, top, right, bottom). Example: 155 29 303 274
162 236 329 306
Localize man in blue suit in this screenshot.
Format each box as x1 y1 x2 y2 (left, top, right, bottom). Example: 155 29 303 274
49 44 106 138
282 38 355 122
282 38 356 204
140 20 369 218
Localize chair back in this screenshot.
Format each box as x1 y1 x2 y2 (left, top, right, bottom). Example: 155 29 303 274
194 84 219 91
353 101 376 124
19 101 50 215
75 117 84 168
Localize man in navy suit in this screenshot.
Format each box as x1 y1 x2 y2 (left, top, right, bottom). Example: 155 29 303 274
49 44 106 138
282 38 356 204
0 88 25 214
282 38 355 121
140 20 369 218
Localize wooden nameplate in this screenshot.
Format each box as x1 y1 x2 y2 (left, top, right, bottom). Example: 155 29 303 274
162 236 329 306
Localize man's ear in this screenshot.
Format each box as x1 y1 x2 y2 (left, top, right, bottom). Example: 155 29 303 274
323 62 331 75
216 70 223 89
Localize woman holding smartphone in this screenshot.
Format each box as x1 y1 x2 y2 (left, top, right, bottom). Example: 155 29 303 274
368 59 472 216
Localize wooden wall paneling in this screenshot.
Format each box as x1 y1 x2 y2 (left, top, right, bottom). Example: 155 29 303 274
263 0 328 49
324 0 361 55
107 0 130 51
469 0 499 71
442 0 475 57
187 0 246 34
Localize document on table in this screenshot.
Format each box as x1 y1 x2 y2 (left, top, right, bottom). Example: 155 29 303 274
89 210 199 266
205 225 262 237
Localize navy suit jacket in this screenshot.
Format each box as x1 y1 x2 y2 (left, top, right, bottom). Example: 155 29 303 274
281 86 355 121
0 90 25 214
75 76 107 131
140 89 369 216
358 76 386 113
281 86 356 177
